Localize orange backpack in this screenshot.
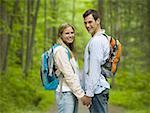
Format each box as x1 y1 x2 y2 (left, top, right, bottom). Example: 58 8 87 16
101 34 122 78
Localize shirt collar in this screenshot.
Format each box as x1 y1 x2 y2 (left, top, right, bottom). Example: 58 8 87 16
93 29 105 37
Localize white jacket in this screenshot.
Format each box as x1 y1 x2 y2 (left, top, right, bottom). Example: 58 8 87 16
54 46 84 98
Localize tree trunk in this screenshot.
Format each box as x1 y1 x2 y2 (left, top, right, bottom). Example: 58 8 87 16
44 0 47 51
30 0 40 68
109 0 113 34
144 0 150 67
0 0 8 73
24 0 40 75
20 0 26 69
24 0 31 75
0 0 19 73
51 0 57 44
72 0 75 24
98 0 105 28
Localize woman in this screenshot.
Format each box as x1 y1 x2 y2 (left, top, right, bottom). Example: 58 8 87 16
54 23 88 113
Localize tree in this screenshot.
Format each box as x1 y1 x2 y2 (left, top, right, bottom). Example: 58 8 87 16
72 0 76 24
98 0 105 28
0 0 19 73
50 0 57 44
24 0 40 75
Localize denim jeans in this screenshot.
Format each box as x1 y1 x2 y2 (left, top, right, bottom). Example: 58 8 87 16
89 89 109 113
56 91 78 113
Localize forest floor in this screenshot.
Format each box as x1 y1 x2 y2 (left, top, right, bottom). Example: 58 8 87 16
47 101 126 113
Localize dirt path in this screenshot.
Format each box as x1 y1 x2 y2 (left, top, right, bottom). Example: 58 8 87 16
48 102 125 113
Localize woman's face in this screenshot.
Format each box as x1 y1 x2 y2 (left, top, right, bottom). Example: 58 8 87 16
61 26 75 44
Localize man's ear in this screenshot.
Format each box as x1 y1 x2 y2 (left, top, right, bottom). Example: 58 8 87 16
96 18 100 24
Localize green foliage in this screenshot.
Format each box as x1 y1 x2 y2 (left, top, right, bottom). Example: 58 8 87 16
126 109 150 113
0 66 55 113
109 69 150 112
110 90 146 109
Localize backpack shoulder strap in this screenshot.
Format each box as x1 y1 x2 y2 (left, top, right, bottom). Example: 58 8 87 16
52 44 71 96
65 48 71 60
102 33 112 42
53 44 71 60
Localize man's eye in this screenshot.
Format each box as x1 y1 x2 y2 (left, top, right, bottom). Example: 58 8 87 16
89 21 92 24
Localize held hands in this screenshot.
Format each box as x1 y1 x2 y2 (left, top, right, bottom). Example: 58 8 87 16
81 95 92 108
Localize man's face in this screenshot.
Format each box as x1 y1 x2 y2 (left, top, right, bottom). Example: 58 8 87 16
84 14 99 36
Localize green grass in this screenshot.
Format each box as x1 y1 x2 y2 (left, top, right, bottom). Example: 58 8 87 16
109 70 150 113
0 66 55 113
110 90 144 108
109 89 150 113
126 109 150 113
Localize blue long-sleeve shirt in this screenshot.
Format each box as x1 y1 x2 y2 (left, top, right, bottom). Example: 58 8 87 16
83 30 110 97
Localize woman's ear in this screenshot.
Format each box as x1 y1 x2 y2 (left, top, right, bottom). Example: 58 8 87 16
59 34 62 39
60 35 63 39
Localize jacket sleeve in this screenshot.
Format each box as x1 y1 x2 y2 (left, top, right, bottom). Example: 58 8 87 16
54 47 85 98
85 38 104 97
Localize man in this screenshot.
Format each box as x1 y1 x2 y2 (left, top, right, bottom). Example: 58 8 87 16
82 9 110 113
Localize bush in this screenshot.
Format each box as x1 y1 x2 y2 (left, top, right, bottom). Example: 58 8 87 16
0 66 55 113
109 69 150 111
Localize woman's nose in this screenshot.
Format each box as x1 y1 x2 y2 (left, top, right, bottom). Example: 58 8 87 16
69 33 74 37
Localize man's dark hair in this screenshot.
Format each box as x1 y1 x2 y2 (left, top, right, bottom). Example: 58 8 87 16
83 9 100 21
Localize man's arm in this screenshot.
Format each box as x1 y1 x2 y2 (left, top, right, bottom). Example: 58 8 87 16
85 37 104 97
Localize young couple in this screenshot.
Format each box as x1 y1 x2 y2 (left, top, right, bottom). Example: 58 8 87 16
53 9 110 113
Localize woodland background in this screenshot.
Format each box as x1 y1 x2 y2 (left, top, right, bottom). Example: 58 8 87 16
0 0 150 113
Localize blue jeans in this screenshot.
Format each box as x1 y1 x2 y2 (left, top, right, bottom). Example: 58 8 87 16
56 91 78 113
89 89 109 113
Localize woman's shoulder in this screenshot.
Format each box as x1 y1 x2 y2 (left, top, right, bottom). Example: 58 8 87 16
54 45 67 54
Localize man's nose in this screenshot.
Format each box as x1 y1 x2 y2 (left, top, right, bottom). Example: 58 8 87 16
86 23 90 28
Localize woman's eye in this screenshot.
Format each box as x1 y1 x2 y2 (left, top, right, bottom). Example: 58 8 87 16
65 32 69 34
65 32 74 35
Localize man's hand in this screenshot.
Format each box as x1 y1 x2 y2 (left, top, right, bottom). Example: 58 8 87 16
81 95 92 108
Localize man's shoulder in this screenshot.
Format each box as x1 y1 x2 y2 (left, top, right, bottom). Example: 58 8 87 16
89 34 109 50
91 33 107 43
